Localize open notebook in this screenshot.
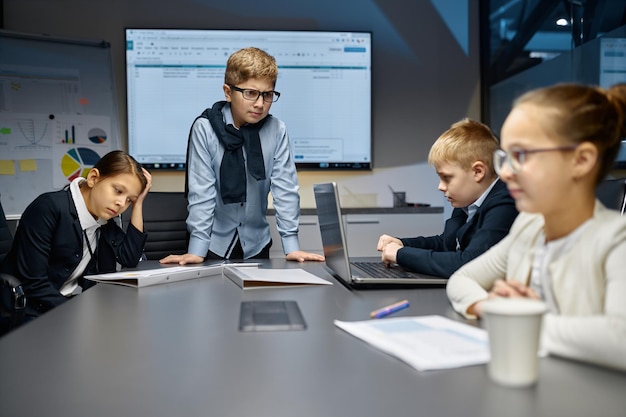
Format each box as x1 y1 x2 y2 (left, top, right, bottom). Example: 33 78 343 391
313 182 447 288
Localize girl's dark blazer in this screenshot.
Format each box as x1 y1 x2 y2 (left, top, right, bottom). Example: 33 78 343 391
1 188 147 318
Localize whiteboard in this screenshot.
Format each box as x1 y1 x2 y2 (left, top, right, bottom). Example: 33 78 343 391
0 30 121 216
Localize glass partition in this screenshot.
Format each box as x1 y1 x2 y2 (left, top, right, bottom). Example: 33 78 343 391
483 0 626 169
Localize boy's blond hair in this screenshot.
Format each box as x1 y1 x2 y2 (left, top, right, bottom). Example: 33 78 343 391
224 47 278 87
428 118 499 175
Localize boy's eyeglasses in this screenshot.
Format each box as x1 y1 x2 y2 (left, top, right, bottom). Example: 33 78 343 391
494 145 578 175
229 85 281 103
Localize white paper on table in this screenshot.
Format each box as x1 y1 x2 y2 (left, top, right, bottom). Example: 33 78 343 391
223 266 333 289
334 315 489 371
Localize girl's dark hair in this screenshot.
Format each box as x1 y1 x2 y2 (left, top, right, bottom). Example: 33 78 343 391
93 150 147 191
515 83 626 184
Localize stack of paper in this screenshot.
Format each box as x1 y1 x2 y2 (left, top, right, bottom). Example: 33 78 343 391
223 266 333 289
334 315 489 371
86 263 331 290
86 264 225 288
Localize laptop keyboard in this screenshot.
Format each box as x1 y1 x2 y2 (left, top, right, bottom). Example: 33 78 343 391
351 261 415 279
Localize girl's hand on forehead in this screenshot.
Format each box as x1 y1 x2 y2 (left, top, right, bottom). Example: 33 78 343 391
136 168 152 203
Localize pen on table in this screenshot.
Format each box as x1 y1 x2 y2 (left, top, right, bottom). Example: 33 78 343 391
369 299 410 319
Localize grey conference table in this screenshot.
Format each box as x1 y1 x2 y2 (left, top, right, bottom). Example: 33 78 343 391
1 260 625 417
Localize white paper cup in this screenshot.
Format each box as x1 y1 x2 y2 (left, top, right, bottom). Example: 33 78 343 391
482 298 547 387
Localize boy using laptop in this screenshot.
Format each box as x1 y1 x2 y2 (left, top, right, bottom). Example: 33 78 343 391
377 118 518 278
160 47 324 265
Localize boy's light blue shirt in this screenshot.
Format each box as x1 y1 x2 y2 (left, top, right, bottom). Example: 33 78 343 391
463 178 499 223
186 103 301 259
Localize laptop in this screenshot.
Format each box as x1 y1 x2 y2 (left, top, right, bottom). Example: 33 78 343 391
313 182 448 288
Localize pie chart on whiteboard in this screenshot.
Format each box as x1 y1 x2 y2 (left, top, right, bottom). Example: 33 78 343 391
61 147 101 182
88 127 107 144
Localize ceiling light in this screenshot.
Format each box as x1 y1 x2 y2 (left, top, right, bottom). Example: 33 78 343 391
556 18 569 26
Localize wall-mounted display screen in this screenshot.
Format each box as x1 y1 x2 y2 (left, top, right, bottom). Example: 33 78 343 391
125 29 372 170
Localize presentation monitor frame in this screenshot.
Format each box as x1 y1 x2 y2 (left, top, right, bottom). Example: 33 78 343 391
125 28 372 171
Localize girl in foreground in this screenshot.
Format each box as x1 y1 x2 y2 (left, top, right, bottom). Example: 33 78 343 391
446 83 626 371
2 150 151 319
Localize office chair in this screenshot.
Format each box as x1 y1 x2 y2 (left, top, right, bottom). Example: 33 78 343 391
595 177 626 216
0 195 26 336
122 192 189 260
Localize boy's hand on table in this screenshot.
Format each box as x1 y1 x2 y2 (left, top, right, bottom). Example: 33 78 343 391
286 251 325 262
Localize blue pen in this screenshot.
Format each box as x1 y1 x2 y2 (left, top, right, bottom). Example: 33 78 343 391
370 299 410 319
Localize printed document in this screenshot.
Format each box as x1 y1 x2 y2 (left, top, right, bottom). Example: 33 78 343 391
334 315 489 371
224 266 333 289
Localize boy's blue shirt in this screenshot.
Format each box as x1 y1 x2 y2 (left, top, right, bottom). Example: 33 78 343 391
186 103 301 259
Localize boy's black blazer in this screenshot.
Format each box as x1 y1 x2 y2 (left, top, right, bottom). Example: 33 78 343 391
397 180 518 278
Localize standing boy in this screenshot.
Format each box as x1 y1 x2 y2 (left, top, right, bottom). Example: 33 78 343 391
161 47 324 264
377 118 518 277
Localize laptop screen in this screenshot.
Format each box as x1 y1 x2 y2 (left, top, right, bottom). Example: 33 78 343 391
313 182 354 282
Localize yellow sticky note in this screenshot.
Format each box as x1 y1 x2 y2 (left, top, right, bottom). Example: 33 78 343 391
19 159 37 172
0 160 16 175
